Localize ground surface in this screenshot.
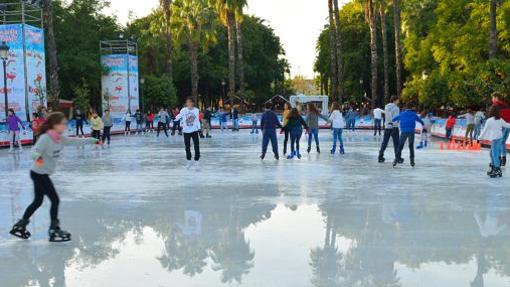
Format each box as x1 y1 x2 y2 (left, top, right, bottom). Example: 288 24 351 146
0 130 509 287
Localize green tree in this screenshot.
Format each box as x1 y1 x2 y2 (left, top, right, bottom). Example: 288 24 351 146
141 75 178 110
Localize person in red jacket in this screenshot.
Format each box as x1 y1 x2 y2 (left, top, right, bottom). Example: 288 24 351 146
31 112 45 143
491 92 510 166
445 113 457 140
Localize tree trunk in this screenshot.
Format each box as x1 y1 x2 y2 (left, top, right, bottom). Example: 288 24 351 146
227 11 236 106
236 18 245 96
327 0 338 99
190 42 199 103
368 0 378 108
380 0 389 103
161 0 173 80
489 0 497 59
42 0 60 110
333 0 344 102
393 0 402 98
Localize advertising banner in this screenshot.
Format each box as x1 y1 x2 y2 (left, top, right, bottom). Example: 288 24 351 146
24 25 46 114
128 55 139 113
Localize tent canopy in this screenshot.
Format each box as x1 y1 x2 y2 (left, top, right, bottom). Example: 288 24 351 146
289 94 329 115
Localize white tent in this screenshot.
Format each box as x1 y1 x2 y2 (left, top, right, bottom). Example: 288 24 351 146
289 94 329 116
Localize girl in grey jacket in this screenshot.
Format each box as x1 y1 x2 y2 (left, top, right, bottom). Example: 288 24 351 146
10 112 99 242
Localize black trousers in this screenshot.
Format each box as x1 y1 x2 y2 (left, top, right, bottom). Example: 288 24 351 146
157 122 168 137
184 131 200 161
102 126 112 143
23 171 60 221
125 121 131 132
396 132 415 161
283 129 290 154
379 127 400 158
92 130 101 140
76 123 84 136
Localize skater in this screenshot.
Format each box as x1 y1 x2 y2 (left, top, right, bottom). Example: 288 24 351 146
89 111 103 140
31 112 44 143
282 102 292 155
231 106 240 131
6 109 25 152
74 109 86 137
123 111 132 135
174 97 201 170
490 92 510 167
329 102 346 155
306 104 328 154
392 104 424 167
134 109 145 135
479 106 510 178
250 111 259 134
102 109 113 145
345 107 357 132
474 107 486 141
260 103 282 160
416 111 433 149
157 107 169 137
378 96 401 163
218 108 228 132
373 106 385 136
202 107 212 138
9 112 100 242
171 107 183 136
146 110 155 132
458 109 475 143
285 108 308 159
445 113 457 140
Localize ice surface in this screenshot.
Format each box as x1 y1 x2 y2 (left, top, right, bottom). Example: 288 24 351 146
0 130 509 287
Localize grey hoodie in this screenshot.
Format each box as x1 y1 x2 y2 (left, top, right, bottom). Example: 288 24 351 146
31 134 97 175
384 103 400 129
306 112 328 129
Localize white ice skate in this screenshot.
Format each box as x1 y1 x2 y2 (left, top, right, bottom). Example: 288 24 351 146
194 161 201 171
186 160 193 170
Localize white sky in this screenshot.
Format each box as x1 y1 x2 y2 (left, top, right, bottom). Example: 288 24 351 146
106 0 348 78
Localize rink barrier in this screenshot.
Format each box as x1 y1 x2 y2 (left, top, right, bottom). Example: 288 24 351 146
1 116 509 149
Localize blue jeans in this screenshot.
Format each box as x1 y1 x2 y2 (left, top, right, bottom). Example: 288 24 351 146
233 119 239 130
374 119 382 135
501 128 510 157
251 121 258 134
332 128 344 148
347 119 356 131
491 138 504 167
220 121 228 132
308 128 319 147
474 124 482 140
445 128 453 139
261 129 278 156
290 127 303 154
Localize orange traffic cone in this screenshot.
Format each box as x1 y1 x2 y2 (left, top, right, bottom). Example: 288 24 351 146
439 142 444 150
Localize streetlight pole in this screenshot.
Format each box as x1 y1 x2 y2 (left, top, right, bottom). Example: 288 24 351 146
221 80 226 108
0 41 10 119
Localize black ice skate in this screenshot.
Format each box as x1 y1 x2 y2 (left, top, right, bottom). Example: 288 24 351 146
489 167 503 178
411 159 415 167
501 156 507 167
316 146 320 154
487 164 494 176
9 219 31 239
307 146 311 154
49 220 71 242
378 156 385 163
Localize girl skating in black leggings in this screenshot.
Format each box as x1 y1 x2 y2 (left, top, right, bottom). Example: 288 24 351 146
9 112 100 242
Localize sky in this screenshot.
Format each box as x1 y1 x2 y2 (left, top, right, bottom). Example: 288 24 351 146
106 0 348 79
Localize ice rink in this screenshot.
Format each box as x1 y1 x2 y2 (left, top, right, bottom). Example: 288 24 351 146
1 130 509 287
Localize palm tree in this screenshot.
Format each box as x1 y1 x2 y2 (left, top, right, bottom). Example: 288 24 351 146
365 0 378 108
327 0 338 99
173 0 218 102
489 0 497 59
160 0 174 80
333 0 344 101
393 0 402 98
211 0 237 105
234 1 248 96
42 0 60 110
379 0 389 102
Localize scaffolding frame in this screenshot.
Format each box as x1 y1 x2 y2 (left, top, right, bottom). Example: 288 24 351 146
0 0 43 28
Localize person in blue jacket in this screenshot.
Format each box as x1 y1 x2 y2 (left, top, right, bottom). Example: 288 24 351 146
260 103 282 160
392 103 424 167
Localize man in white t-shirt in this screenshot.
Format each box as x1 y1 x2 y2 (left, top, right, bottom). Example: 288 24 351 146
175 97 202 170
373 107 385 136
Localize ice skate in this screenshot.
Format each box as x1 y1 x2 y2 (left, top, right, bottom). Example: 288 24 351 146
260 154 265 160
502 156 507 167
274 155 279 160
330 146 336 155
487 164 494 176
186 160 193 170
48 220 71 242
416 141 424 149
489 167 503 178
297 152 302 159
194 161 201 171
339 146 345 155
378 156 385 163
9 219 31 239
316 146 320 154
287 151 295 160
411 159 415 167
307 146 311 154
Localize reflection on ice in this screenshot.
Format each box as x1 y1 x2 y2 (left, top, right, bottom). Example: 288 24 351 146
0 131 509 287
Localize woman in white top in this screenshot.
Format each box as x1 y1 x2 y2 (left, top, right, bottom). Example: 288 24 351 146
328 102 347 155
175 97 202 169
479 106 510 178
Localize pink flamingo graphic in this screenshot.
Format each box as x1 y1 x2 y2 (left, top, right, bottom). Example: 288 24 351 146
115 86 123 93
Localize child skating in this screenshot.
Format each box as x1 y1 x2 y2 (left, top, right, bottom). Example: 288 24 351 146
479 106 510 178
102 109 113 145
328 102 346 155
416 111 432 149
174 97 201 170
306 104 328 154
123 111 132 135
285 108 308 159
89 111 103 140
392 104 424 167
6 109 25 152
9 112 100 242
